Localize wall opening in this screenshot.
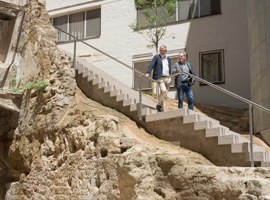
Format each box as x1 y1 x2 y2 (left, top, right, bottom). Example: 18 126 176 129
0 11 16 64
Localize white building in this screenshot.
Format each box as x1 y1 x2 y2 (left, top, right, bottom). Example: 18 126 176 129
46 0 251 108
247 0 270 145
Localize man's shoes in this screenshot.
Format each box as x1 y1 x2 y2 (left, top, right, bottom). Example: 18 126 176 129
156 105 161 112
156 105 163 112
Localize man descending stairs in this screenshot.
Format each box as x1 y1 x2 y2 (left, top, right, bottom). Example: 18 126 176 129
62 50 270 167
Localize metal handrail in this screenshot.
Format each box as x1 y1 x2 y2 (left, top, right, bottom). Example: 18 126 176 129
179 72 270 113
171 71 270 167
53 26 154 82
54 26 156 120
54 26 270 167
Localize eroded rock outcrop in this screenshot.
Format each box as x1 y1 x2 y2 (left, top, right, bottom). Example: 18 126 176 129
1 0 270 200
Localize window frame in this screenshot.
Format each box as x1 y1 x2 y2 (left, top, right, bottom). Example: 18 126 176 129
86 8 101 38
133 58 153 90
136 0 222 28
199 49 225 86
52 8 101 42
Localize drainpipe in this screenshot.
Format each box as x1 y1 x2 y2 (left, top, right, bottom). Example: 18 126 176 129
138 75 142 120
249 104 254 167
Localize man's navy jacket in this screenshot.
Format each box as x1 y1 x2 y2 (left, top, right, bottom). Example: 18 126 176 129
146 54 172 80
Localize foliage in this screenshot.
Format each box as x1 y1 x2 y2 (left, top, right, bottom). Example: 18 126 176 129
26 82 34 91
8 77 22 93
34 80 47 92
9 77 17 87
26 80 48 93
131 0 176 53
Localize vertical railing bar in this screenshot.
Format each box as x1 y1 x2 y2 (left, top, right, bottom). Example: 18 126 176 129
73 39 77 68
249 104 254 167
138 75 142 120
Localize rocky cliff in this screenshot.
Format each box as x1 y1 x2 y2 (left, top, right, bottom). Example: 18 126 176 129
1 0 270 200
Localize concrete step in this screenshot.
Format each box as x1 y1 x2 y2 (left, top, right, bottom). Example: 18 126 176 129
194 120 220 130
110 89 121 97
98 81 107 89
74 60 82 70
129 103 138 112
231 142 264 153
261 161 270 167
116 93 128 102
233 143 270 161
183 113 198 123
77 64 85 75
122 94 136 107
149 108 158 115
183 111 220 130
123 98 133 107
205 127 230 137
81 68 89 78
183 112 220 124
87 72 95 82
92 75 100 85
145 108 187 122
141 107 150 116
104 85 113 93
218 134 239 145
246 151 267 162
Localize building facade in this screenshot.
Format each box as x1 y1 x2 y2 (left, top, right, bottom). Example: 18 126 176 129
247 0 270 143
46 0 251 108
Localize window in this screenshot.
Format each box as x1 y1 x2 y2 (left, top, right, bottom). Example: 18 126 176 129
199 50 224 84
196 0 221 17
137 0 221 27
53 15 68 42
86 9 101 37
133 60 152 90
178 0 222 20
69 12 85 40
53 8 101 42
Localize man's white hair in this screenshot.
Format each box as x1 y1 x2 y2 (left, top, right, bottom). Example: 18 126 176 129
160 44 167 49
179 51 186 56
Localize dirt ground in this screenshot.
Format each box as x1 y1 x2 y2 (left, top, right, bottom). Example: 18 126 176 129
76 88 270 157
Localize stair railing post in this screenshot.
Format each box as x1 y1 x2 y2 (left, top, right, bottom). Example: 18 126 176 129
249 104 254 167
138 75 142 120
73 39 77 68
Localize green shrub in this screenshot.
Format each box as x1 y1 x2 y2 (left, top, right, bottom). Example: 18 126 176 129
25 80 48 93
9 77 17 87
26 82 34 91
34 80 48 92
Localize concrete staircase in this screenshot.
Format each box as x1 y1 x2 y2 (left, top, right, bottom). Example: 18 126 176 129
145 109 270 167
63 51 270 167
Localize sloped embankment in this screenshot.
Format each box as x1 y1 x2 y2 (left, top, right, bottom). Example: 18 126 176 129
1 0 270 199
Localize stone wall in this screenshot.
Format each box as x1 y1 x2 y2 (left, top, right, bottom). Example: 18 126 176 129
0 0 76 197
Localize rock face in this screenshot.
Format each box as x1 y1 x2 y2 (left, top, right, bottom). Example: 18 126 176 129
1 0 270 200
